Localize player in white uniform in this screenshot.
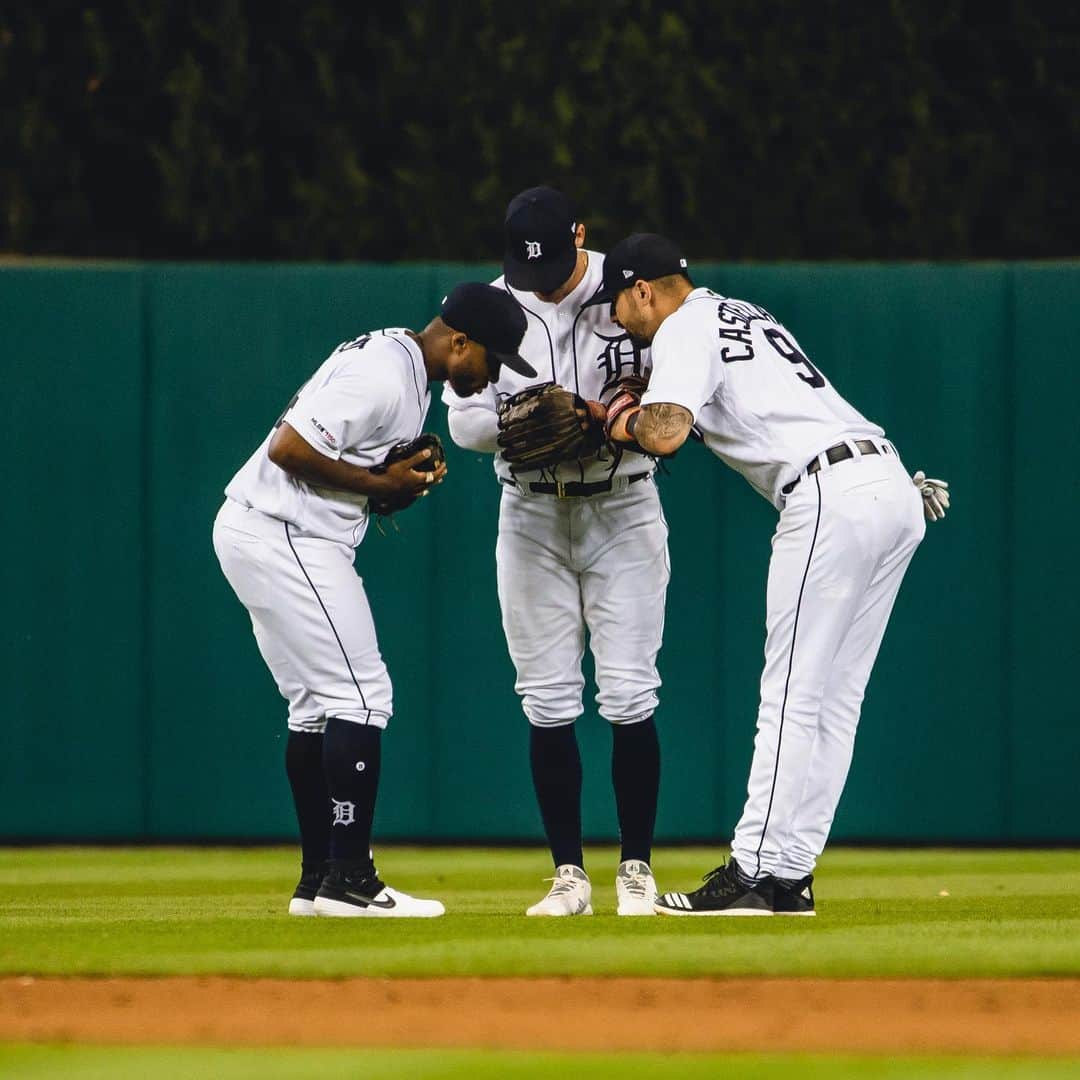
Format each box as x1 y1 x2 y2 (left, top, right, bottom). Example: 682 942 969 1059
213 283 532 917
594 234 947 916
444 188 671 916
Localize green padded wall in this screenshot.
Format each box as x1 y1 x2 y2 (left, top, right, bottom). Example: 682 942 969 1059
2 260 1077 843
2 266 147 836
1008 266 1080 839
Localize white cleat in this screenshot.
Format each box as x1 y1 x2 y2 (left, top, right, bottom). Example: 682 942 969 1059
616 859 658 916
313 867 445 917
526 864 593 916
287 897 316 917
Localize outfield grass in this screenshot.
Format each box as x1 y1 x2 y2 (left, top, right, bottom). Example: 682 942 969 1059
0 846 1078 978
2 1046 1080 1080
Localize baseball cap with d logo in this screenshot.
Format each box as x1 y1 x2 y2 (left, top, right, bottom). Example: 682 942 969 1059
503 186 579 294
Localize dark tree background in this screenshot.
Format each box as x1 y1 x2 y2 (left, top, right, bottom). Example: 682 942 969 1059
2 1 1078 260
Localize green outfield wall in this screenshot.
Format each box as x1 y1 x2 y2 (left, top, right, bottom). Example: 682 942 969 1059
3 261 1077 843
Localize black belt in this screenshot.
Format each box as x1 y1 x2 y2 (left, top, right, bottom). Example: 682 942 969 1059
781 440 884 496
504 472 651 498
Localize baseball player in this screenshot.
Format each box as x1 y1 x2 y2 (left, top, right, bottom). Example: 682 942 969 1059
444 187 671 916
594 233 949 915
213 283 531 917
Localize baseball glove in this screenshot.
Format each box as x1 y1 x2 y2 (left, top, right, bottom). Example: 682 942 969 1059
367 432 445 516
496 383 605 472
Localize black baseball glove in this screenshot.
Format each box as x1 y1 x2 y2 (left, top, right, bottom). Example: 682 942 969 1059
496 383 605 472
367 432 445 517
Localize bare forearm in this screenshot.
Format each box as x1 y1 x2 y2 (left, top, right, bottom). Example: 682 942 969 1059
611 402 693 457
269 424 390 497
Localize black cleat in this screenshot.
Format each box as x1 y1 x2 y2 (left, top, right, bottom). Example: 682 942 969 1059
654 858 774 916
288 865 326 917
313 863 444 918
772 873 816 916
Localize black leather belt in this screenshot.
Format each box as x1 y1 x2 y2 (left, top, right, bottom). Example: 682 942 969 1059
504 472 651 498
781 440 884 496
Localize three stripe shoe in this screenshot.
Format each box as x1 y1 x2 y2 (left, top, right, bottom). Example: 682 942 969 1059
616 859 658 916
772 873 816 916
313 863 445 918
654 858 774 916
526 864 593 916
287 865 326 916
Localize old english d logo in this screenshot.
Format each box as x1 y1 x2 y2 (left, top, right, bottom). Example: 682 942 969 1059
525 241 542 260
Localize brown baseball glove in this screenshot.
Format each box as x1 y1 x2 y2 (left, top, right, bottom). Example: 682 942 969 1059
496 383 605 472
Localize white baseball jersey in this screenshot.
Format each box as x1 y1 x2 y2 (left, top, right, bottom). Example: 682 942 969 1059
443 251 654 483
641 288 883 507
225 329 431 546
637 286 925 883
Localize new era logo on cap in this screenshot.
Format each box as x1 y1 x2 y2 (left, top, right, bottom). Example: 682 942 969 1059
622 269 634 279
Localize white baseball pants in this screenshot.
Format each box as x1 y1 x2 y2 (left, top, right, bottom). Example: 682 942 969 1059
213 500 392 732
495 478 670 727
731 446 925 879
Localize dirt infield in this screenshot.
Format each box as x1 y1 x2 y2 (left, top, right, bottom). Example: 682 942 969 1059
2 977 1079 1054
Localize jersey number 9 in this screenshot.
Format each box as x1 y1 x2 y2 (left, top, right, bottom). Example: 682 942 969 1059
764 328 826 389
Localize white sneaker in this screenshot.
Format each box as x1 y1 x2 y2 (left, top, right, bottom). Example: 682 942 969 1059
526 864 593 916
616 859 658 916
313 866 445 918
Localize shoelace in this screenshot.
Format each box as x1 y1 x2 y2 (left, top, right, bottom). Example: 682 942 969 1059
700 864 738 897
542 876 582 898
619 871 652 899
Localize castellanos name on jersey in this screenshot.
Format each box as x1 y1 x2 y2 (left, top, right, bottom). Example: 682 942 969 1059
642 289 883 508
442 250 652 483
225 329 430 546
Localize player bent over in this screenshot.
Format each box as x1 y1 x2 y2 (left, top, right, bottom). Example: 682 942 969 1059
594 234 950 916
213 284 531 917
445 188 670 916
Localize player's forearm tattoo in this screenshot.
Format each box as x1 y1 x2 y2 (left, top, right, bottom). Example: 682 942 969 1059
634 403 693 453
647 404 691 437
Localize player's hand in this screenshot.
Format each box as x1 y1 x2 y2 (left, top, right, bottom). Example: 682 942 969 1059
582 399 607 427
912 470 950 522
378 448 447 502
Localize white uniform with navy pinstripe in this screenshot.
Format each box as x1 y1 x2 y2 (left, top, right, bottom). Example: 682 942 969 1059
444 253 670 728
642 289 925 879
213 329 430 732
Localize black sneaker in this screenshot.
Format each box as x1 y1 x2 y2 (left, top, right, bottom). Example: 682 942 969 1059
313 863 445 918
772 873 815 916
654 859 774 916
287 865 326 917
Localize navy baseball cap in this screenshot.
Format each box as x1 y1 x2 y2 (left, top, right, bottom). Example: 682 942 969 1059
582 233 690 309
503 186 579 294
441 283 536 378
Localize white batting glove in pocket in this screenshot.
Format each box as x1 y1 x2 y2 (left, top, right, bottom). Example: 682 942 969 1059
911 470 950 522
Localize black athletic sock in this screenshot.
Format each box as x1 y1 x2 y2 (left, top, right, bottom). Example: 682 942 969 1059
732 858 764 889
611 716 660 864
322 717 381 873
285 730 330 872
530 723 584 870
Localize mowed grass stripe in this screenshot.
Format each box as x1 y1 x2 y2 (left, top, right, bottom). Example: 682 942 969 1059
2 1046 1080 1080
1 847 1078 978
